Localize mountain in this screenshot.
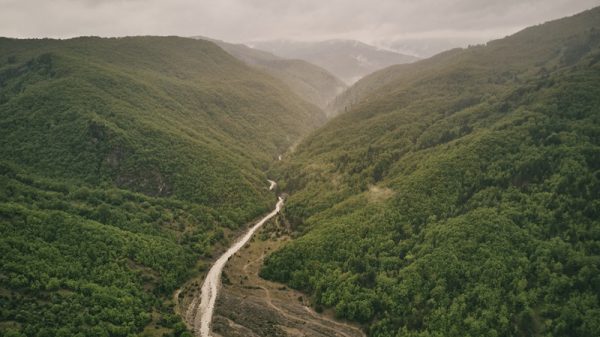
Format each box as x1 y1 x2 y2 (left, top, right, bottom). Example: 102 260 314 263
0 36 324 336
194 36 346 114
261 7 600 337
251 39 419 84
376 37 487 59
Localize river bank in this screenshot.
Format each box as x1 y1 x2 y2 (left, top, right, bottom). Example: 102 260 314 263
210 213 365 337
175 180 364 337
177 189 284 336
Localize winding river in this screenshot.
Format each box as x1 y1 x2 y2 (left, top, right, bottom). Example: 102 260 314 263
191 182 283 337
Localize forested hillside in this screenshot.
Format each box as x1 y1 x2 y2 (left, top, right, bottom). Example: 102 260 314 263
262 7 600 337
195 37 347 114
0 36 324 336
329 6 600 116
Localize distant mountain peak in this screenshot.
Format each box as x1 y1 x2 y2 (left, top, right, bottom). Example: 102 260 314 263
249 39 419 84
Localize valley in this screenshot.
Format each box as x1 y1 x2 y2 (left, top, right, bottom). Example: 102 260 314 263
184 194 284 337
173 178 369 337
0 36 325 337
186 207 365 337
1 4 600 337
261 7 600 337
250 39 419 85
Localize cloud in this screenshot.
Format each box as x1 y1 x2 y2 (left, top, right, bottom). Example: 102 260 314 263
0 0 598 46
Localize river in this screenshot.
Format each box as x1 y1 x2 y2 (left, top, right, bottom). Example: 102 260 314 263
190 185 283 337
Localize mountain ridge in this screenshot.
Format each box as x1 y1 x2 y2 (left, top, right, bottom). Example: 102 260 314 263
261 6 600 337
250 39 419 84
192 36 347 115
330 6 600 116
0 35 325 336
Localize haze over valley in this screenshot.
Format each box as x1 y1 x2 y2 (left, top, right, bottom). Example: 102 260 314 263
1 1 600 337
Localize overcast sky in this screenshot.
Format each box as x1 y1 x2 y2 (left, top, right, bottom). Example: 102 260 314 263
1 0 599 46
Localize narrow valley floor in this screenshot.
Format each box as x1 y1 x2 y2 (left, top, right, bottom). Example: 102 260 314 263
187 215 365 337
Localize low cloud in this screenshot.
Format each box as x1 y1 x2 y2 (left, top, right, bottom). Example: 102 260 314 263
1 0 598 47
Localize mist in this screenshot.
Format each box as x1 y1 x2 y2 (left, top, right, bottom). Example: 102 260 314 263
2 0 599 54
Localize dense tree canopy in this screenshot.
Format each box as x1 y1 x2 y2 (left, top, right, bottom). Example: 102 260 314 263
262 7 600 337
0 36 316 336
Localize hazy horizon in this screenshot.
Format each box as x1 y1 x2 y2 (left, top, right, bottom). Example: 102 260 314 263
2 0 599 56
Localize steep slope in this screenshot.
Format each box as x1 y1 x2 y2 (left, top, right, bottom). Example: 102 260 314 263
0 36 325 213
0 36 324 336
195 37 346 114
378 37 486 59
261 7 600 337
251 39 419 84
330 7 600 116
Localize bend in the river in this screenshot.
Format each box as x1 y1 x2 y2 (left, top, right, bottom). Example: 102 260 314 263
191 182 283 337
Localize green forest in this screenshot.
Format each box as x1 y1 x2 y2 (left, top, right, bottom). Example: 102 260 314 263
205 37 347 113
0 37 322 336
261 7 600 337
1 5 600 337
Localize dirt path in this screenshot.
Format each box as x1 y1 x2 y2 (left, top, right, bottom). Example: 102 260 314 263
189 196 284 337
243 253 366 337
209 218 366 337
302 306 366 337
258 285 362 337
174 180 365 337
242 253 265 273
